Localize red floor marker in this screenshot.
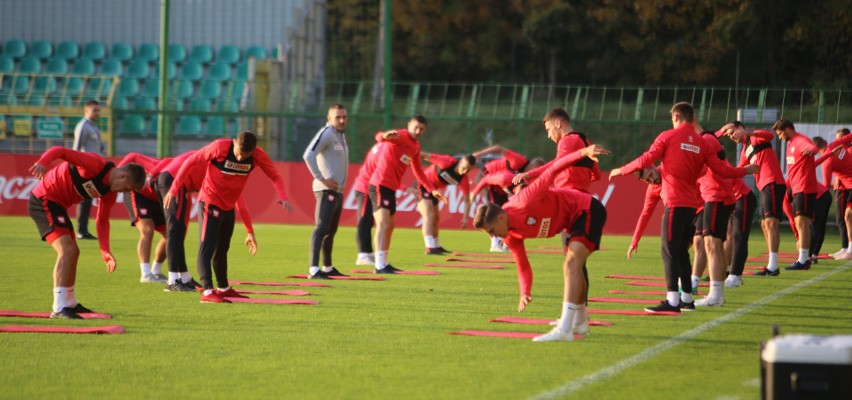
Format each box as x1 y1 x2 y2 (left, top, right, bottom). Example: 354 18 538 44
286 274 386 281
445 257 515 264
226 298 318 305
526 249 565 255
450 252 513 258
235 289 311 296
0 325 125 334
625 280 710 288
589 297 660 305
744 266 765 270
605 274 666 281
450 330 585 340
0 310 112 319
350 269 439 275
230 280 331 288
609 289 705 296
587 308 681 316
423 263 505 269
490 316 613 326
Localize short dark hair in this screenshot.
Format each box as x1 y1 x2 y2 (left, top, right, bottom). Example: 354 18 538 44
85 100 100 108
236 131 258 152
772 119 795 132
462 154 476 165
542 107 571 124
670 102 694 123
121 163 147 188
412 114 428 125
730 120 745 129
329 104 346 111
813 136 827 149
473 203 504 229
837 128 850 136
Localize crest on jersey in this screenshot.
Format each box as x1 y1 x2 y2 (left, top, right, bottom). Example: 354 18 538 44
526 217 536 225
383 199 390 206
140 208 148 216
688 136 694 142
328 194 335 202
212 209 220 218
57 216 66 224
400 154 412 165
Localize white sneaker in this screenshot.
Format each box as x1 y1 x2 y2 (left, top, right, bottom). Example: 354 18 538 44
140 273 167 283
831 249 847 258
490 246 508 253
724 275 743 288
835 251 852 260
355 255 374 265
532 327 574 342
695 296 725 306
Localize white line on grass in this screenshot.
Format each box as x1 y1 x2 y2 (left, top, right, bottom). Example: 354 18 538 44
528 264 851 400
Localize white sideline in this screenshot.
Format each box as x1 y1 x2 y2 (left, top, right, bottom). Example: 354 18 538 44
528 264 851 400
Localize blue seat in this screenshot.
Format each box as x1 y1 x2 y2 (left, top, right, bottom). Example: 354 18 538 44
218 45 241 65
99 59 122 76
24 96 46 106
121 115 147 134
56 41 79 61
71 59 95 75
218 98 240 113
135 96 157 111
111 95 129 109
168 44 187 64
10 76 31 95
84 77 112 98
125 60 150 79
117 78 140 98
18 57 42 74
3 39 27 60
173 79 194 99
207 62 231 82
188 97 212 112
199 80 222 100
245 46 266 60
63 77 85 96
0 56 13 74
47 94 72 106
30 41 53 60
179 61 203 81
110 43 134 63
143 79 162 98
82 42 106 62
189 45 214 64
45 58 69 74
137 43 159 64
176 116 202 136
236 61 249 80
33 76 57 95
152 62 176 79
206 116 227 137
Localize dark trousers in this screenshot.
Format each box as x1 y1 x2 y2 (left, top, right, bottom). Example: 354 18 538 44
77 199 92 234
354 191 374 254
310 190 343 267
661 207 697 293
197 201 235 290
158 172 190 273
810 191 832 257
835 189 848 248
730 192 757 276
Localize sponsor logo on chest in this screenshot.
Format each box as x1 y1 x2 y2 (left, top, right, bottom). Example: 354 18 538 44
680 143 700 154
536 217 552 238
81 180 102 198
786 156 795 165
439 170 459 185
224 160 252 173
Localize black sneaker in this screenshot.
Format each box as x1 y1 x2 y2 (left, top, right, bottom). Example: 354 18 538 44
164 281 195 292
76 232 97 240
185 278 202 290
785 260 811 271
645 300 681 313
324 268 348 277
50 307 83 319
436 247 450 254
678 301 695 311
810 257 819 265
425 247 444 255
68 303 94 313
309 271 330 279
753 267 780 276
375 264 402 274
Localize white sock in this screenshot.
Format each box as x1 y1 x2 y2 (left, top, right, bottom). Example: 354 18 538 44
681 292 693 303
168 272 180 285
847 244 852 253
434 236 441 247
375 251 388 270
491 236 502 248
691 275 700 291
556 302 581 333
217 286 230 292
309 266 320 275
798 249 809 263
767 253 779 271
53 287 69 313
140 263 151 277
180 272 192 283
666 291 679 307
573 307 588 328
424 236 437 248
203 289 214 296
65 285 78 307
322 266 334 273
151 262 163 275
708 281 724 299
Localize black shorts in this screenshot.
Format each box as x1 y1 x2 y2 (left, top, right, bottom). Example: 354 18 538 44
843 189 852 208
28 194 74 241
124 191 166 227
699 202 735 239
487 186 509 206
790 191 816 220
419 185 439 206
368 185 397 215
693 209 704 236
563 197 607 252
760 183 786 219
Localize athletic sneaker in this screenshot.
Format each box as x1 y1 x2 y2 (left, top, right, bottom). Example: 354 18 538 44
68 303 94 313
645 300 681 313
50 307 83 319
217 288 248 299
785 260 811 271
200 291 231 303
809 257 819 265
140 273 167 283
425 247 446 255
76 232 97 240
355 254 375 265
832 249 847 258
185 278 202 291
164 281 195 292
375 264 402 274
436 246 451 253
695 296 724 306
833 252 852 260
532 328 574 342
324 268 349 277
308 271 330 280
678 301 695 311
752 267 780 276
152 273 168 281
724 275 743 288
490 246 508 253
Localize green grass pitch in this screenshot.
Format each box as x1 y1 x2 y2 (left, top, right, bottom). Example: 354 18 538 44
0 215 850 399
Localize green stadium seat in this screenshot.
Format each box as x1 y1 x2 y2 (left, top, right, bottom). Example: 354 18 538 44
137 44 158 64
84 77 111 98
3 39 27 60
122 115 147 134
111 95 128 109
173 79 194 99
117 78 140 98
0 93 18 105
152 62 176 79
62 77 85 96
56 41 79 61
223 80 244 99
45 58 69 74
125 60 150 79
135 96 157 111
99 59 122 76
33 76 57 95
207 62 231 81
30 41 53 60
176 116 202 136
168 44 187 64
24 96 46 106
236 62 249 80
110 43 133 63
271 47 279 59
218 45 241 65
179 61 203 81
189 45 214 64
10 76 31 95
188 97 212 112
143 79 162 98
82 42 106 62
199 80 222 100
218 98 240 113
71 59 95 75
205 116 226 137
18 57 42 74
165 97 184 111
245 46 266 60
46 94 72 107
0 56 13 74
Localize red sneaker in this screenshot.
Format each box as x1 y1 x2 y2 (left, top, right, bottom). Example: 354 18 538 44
200 291 232 303
217 288 248 299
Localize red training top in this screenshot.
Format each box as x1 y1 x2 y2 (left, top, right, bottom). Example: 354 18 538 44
784 133 818 194
421 153 471 194
736 129 785 190
524 132 600 192
369 130 435 193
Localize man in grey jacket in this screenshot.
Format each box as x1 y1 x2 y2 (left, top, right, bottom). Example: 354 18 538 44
303 104 350 279
72 100 105 240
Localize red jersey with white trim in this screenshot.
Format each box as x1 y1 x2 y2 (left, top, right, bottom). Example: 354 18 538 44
118 153 165 203
784 133 818 194
737 130 785 190
524 132 600 192
501 149 595 296
827 134 852 152
421 153 471 194
817 148 852 188
631 182 662 248
472 170 515 197
353 143 383 194
484 149 528 174
31 147 120 254
369 130 435 193
697 134 736 205
619 123 748 208
168 139 289 210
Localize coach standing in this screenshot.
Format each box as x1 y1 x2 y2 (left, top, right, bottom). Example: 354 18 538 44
72 100 105 240
303 104 350 279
